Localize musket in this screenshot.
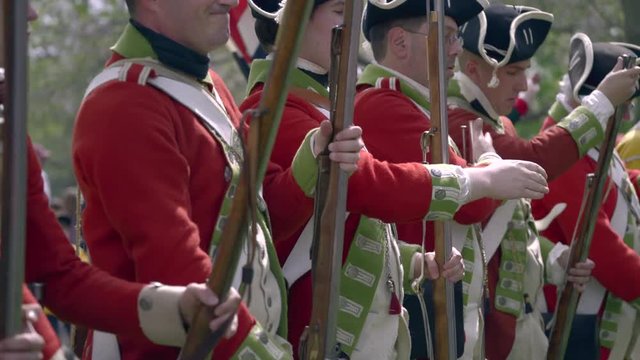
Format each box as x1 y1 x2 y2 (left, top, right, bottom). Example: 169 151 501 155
178 1 315 359
0 0 29 339
426 1 457 359
299 1 363 359
546 54 637 360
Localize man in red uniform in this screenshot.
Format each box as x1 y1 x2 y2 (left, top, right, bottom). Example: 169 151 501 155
532 34 640 359
1 3 242 359
72 0 364 358
241 1 553 358
355 0 602 357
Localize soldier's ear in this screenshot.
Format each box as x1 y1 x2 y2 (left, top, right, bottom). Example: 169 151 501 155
387 27 409 60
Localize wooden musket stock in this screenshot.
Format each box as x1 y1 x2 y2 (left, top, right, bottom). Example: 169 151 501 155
178 2 315 359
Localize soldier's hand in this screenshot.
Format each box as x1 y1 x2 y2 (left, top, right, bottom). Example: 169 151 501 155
312 120 364 174
597 56 640 107
441 248 464 282
413 248 464 282
467 159 549 201
0 305 45 360
179 284 241 339
558 249 596 293
470 118 497 161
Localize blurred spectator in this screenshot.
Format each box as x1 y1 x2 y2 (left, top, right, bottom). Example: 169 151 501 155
33 142 52 202
507 71 541 123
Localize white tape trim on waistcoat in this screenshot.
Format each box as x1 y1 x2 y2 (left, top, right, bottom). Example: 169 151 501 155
482 200 519 262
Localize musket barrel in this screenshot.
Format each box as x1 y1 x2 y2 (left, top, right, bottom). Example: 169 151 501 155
0 0 30 339
427 0 457 358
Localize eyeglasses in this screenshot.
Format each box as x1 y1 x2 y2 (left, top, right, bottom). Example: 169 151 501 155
400 27 462 46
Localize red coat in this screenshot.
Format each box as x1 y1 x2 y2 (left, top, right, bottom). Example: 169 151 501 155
448 108 580 181
447 102 604 358
72 53 309 359
241 83 449 354
24 137 146 337
22 285 62 360
531 117 640 359
353 84 499 250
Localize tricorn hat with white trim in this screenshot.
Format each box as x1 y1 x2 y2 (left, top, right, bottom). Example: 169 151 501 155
248 0 280 20
461 4 553 87
569 33 640 102
363 0 489 42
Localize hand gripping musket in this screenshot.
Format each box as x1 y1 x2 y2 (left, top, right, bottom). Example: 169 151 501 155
426 1 457 359
0 0 29 339
177 2 315 359
546 54 638 360
299 1 363 359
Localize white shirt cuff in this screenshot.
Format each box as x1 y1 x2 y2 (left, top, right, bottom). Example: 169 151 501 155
581 90 615 131
454 165 471 204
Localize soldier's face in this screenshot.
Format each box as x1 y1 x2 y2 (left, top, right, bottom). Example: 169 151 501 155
299 0 345 71
477 59 530 115
154 0 238 55
403 16 462 86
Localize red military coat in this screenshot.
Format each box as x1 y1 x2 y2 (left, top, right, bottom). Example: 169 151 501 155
72 31 310 359
532 109 640 359
353 68 499 250
241 61 456 354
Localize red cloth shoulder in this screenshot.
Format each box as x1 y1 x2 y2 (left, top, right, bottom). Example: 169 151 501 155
448 108 579 181
354 86 499 247
534 154 640 302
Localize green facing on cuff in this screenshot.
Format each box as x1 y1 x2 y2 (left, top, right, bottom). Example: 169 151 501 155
424 164 464 221
557 106 604 157
399 243 422 294
291 129 319 196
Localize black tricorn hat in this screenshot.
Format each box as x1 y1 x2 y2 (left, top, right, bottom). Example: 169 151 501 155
271 0 330 22
569 33 640 102
248 0 280 20
461 4 553 87
363 0 489 42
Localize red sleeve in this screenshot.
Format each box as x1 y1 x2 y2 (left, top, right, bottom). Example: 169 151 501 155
448 109 580 181
541 156 640 301
354 88 499 225
24 139 144 337
244 91 444 226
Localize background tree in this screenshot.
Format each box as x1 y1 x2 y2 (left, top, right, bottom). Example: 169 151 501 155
26 0 639 196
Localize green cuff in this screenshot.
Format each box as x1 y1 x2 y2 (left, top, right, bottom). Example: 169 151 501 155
399 243 422 294
547 100 569 123
291 129 319 196
556 106 604 157
231 323 293 360
425 164 464 221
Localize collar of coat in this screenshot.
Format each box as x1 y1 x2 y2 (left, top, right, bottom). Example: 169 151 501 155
245 58 330 98
358 63 433 112
111 22 214 89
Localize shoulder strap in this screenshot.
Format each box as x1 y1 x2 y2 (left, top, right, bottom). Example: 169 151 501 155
481 200 519 261
84 58 237 148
